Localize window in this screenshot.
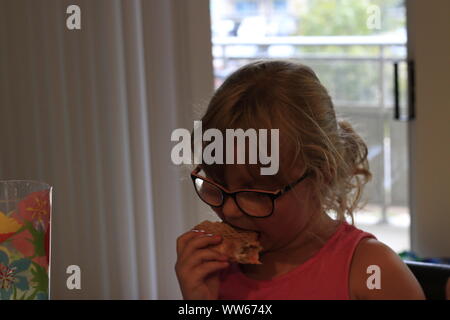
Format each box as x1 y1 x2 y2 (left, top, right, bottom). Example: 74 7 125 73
235 0 258 15
273 0 287 12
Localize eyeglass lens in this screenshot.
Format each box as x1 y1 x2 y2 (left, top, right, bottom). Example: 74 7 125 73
194 177 273 217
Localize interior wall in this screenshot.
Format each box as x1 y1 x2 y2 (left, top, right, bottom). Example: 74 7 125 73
407 0 450 257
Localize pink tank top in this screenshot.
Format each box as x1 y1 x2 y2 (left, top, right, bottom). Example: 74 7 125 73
218 221 376 300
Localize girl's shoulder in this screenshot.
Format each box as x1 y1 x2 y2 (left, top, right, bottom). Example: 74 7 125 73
349 238 425 300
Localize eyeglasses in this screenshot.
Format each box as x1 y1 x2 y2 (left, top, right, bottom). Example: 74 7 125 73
190 166 309 218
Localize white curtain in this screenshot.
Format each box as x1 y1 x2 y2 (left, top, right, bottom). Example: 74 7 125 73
0 0 214 299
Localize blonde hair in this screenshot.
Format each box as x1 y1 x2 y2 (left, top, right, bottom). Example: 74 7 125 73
198 59 372 224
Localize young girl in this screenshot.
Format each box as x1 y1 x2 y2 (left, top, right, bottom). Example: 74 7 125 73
175 59 425 300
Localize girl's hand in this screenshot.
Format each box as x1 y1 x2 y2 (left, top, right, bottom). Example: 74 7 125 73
175 230 230 300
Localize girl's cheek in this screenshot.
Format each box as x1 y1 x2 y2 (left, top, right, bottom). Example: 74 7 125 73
266 199 309 233
211 207 224 220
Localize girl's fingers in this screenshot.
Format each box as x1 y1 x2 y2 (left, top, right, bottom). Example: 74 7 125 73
184 249 229 270
176 229 205 256
180 234 223 260
191 261 230 281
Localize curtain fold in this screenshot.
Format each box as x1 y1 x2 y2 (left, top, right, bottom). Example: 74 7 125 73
0 0 214 299
120 0 159 300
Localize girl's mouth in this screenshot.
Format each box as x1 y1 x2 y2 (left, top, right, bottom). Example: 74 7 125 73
222 220 261 239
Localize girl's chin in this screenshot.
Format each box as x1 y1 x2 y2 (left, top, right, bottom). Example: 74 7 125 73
258 234 272 252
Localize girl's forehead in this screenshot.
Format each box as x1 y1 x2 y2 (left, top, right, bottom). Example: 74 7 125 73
224 165 273 189
202 163 300 190
199 131 306 189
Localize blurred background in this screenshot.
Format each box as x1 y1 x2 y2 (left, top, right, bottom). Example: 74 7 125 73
0 0 449 299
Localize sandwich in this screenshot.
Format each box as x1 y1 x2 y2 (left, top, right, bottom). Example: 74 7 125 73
194 220 263 264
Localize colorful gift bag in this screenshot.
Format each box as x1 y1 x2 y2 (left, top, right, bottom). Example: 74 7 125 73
0 181 52 300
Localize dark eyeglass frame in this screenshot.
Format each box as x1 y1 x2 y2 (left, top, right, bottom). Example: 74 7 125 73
190 166 309 218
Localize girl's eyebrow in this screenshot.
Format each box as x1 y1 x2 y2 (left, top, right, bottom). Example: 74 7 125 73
249 178 284 190
201 169 227 186
228 178 280 191
201 167 279 190
210 176 251 190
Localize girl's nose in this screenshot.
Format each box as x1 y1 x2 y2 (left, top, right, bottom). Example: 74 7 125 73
221 195 244 219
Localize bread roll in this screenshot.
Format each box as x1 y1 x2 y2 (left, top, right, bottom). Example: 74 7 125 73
194 220 263 264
